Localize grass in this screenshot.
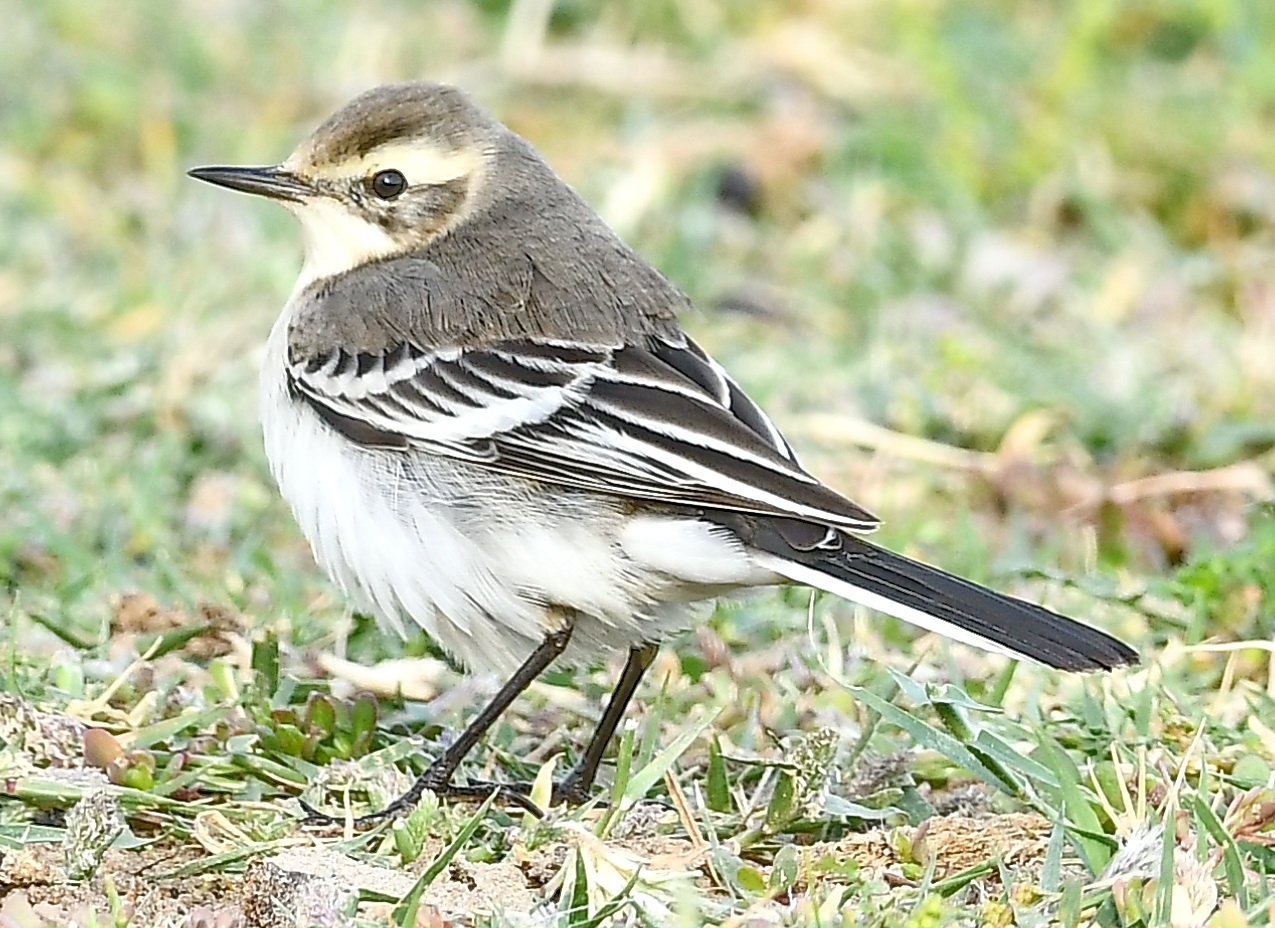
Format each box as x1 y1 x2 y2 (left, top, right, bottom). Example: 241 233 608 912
2 0 1275 925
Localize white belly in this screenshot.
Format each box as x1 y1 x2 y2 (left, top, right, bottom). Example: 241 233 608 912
258 310 776 675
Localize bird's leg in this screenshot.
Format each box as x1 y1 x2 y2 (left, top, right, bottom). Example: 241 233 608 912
452 642 659 806
553 642 658 804
300 624 574 826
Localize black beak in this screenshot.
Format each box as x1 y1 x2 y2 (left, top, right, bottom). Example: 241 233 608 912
187 165 312 202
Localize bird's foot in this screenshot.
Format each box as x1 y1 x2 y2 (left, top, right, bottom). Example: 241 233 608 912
299 764 599 828
461 770 597 808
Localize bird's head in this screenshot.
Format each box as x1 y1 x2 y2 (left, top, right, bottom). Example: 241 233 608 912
190 82 499 286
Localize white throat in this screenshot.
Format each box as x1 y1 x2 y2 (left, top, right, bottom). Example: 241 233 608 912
289 198 400 291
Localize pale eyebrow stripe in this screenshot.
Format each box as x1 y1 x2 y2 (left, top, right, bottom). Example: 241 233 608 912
358 142 480 186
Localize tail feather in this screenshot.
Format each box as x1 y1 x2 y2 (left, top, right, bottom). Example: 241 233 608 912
757 535 1136 671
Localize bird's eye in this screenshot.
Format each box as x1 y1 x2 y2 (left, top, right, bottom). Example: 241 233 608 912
369 169 407 200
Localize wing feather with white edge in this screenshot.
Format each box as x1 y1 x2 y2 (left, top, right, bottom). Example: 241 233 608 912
286 335 879 531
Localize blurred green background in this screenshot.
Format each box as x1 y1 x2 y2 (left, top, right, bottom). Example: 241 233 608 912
3 0 1272 646
4 1 1275 923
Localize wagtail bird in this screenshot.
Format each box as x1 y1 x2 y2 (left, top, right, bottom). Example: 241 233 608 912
189 82 1136 822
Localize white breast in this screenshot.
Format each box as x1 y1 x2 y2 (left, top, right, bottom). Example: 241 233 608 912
257 297 774 675
260 307 542 673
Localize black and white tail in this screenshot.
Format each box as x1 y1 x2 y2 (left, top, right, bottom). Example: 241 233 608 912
753 531 1135 671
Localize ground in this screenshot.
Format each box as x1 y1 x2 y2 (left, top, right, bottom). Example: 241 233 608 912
2 2 1275 926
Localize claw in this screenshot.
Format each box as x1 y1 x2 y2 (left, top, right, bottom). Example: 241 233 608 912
550 776 596 807
298 775 552 827
298 772 609 827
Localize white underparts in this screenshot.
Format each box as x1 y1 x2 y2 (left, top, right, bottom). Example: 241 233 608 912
261 302 778 674
620 516 775 588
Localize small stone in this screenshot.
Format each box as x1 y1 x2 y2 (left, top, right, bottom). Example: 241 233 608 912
83 728 125 769
0 693 87 767
240 855 360 928
62 788 126 882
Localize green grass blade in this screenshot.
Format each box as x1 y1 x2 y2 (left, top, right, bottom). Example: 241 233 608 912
621 704 722 805
392 789 498 927
846 684 1017 798
1042 739 1112 872
1191 793 1247 905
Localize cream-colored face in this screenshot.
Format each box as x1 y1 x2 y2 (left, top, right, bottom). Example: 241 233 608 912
282 138 485 289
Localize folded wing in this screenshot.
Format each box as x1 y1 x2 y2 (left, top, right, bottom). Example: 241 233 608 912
286 334 880 531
